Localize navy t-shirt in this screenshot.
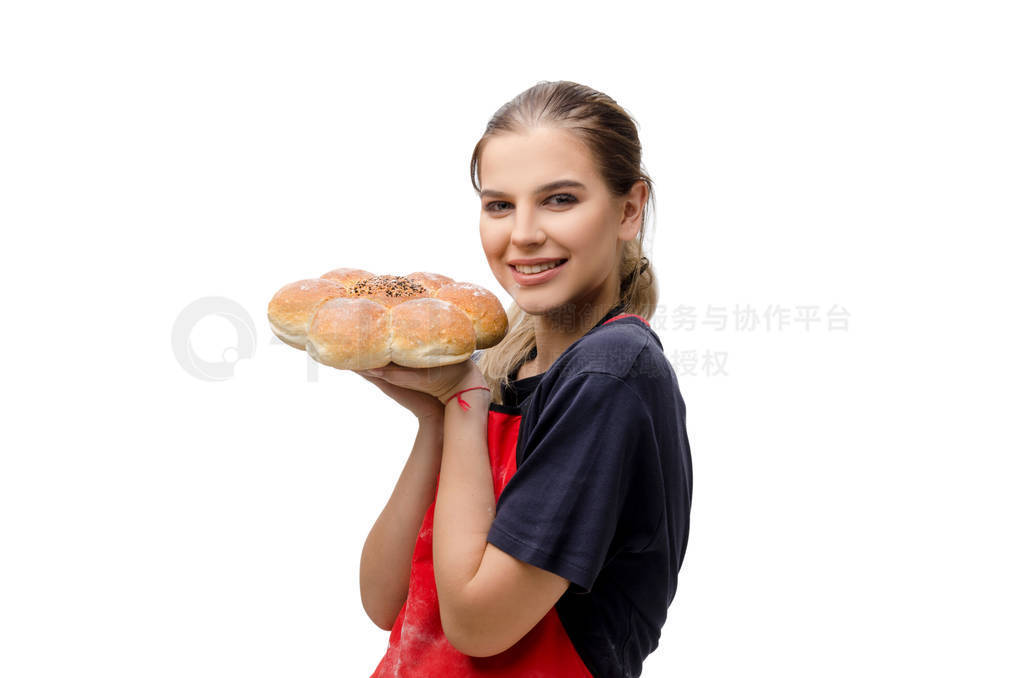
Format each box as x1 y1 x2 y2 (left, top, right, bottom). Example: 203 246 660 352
479 304 693 678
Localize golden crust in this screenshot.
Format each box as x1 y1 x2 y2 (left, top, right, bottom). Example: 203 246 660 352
389 298 475 367
405 271 455 294
319 267 376 291
306 298 391 370
267 278 349 349
267 268 508 369
433 282 509 349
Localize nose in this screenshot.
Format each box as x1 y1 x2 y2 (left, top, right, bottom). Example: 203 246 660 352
509 203 546 249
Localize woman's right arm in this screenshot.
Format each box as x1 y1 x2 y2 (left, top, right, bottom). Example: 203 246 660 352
359 416 444 631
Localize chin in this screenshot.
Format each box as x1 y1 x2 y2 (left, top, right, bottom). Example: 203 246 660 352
511 294 548 314
514 295 572 318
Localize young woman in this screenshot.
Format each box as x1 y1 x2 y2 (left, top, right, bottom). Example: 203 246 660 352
357 80 693 678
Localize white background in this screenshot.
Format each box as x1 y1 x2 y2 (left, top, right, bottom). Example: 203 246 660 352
2 1 1022 676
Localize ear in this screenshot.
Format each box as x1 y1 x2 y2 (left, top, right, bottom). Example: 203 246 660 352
617 180 648 242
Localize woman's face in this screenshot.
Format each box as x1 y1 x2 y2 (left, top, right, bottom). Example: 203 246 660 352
478 126 640 322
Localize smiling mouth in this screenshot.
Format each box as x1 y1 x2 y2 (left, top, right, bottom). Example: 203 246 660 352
510 259 568 274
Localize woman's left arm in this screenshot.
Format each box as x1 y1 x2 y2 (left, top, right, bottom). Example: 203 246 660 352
362 362 571 657
432 378 571 658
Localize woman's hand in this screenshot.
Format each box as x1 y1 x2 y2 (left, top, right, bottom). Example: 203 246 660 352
354 370 446 422
356 359 488 409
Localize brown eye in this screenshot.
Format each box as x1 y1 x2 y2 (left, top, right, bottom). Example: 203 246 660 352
547 193 577 206
484 200 512 212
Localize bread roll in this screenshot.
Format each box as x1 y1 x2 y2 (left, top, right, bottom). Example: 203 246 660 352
267 269 508 370
266 278 349 349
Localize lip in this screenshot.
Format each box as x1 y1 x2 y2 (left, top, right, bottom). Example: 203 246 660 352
509 258 567 286
507 257 567 265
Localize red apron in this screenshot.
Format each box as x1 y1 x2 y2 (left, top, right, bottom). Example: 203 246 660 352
369 313 649 677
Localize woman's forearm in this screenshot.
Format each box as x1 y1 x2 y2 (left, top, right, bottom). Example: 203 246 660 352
359 417 444 630
432 386 495 635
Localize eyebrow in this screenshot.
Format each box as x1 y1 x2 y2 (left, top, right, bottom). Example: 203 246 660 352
479 179 587 199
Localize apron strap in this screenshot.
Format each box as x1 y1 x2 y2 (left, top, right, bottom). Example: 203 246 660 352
601 313 651 327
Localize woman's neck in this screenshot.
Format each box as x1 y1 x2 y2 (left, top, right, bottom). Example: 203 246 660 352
528 298 623 375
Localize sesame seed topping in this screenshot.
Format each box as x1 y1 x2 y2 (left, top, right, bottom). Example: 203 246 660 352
350 274 427 297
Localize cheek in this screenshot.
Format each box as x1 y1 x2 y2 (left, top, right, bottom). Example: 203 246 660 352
479 226 514 293
479 224 505 262
563 215 613 254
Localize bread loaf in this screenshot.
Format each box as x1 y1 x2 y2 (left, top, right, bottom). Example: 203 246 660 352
267 268 508 370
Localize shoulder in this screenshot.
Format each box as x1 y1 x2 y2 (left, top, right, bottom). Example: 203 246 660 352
523 317 677 423
558 317 668 385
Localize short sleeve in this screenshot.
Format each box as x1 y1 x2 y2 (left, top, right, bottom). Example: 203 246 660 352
486 372 653 593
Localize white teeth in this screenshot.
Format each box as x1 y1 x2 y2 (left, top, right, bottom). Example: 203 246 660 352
513 260 564 274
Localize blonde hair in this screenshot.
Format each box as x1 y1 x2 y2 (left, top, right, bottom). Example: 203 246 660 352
470 81 659 405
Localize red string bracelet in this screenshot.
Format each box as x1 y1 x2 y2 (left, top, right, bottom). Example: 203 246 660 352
444 386 491 411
